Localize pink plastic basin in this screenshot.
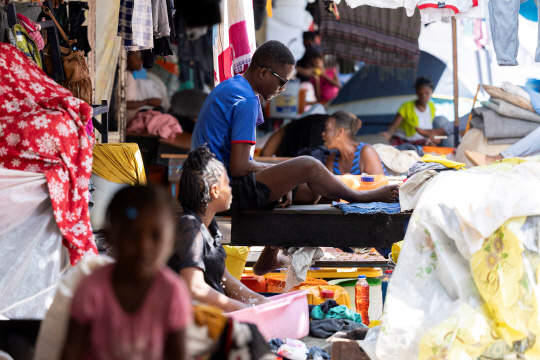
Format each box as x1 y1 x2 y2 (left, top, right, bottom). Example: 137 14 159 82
226 290 310 341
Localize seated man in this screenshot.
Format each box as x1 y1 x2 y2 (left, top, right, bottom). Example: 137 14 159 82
192 40 399 275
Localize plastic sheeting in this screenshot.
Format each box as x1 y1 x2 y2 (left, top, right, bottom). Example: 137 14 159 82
0 169 69 319
361 158 540 359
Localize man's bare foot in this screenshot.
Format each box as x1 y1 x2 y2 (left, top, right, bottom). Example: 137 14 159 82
465 150 503 166
363 184 399 203
253 247 287 276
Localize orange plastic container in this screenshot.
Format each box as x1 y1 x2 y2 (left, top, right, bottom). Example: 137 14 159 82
337 175 388 203
422 146 454 156
300 285 352 309
241 274 267 293
266 275 328 293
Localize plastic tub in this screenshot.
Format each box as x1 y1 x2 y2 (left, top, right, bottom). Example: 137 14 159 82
267 275 328 293
299 285 351 309
307 267 383 279
328 278 358 312
241 274 267 293
337 175 388 203
422 146 454 156
223 245 249 280
226 290 310 341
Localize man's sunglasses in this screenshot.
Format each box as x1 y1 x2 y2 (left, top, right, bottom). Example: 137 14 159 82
261 65 289 87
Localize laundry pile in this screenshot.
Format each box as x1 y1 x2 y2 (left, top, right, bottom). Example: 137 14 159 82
269 338 331 360
400 154 466 211
308 299 366 339
468 82 540 145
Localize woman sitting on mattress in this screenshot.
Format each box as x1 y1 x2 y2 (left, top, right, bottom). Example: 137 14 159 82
322 111 387 175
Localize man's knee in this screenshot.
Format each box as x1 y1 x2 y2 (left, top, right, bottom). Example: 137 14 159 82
296 156 325 175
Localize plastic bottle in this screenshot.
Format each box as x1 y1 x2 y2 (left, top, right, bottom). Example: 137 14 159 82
355 275 370 326
382 270 393 306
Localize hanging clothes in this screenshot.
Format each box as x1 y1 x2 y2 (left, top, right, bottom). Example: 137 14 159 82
118 0 154 51
417 0 485 24
0 44 96 264
68 1 91 54
320 2 422 70
213 0 257 85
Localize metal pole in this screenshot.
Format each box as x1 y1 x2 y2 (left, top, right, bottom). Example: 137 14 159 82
452 17 459 147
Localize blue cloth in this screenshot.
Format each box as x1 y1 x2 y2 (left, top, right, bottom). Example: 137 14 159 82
520 0 538 22
521 86 540 115
192 75 259 173
333 202 401 215
132 68 148 79
333 143 388 176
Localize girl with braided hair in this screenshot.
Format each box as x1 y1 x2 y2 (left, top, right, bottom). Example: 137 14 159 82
168 146 270 312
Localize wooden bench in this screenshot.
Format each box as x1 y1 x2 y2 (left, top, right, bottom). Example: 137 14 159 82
231 204 410 249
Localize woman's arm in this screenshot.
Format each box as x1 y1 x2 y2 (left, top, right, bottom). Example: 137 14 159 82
165 328 186 360
61 318 90 360
360 145 385 175
221 268 270 305
313 75 322 102
380 113 404 140
179 267 246 312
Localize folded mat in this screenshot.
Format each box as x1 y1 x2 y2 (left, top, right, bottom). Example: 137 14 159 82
333 202 401 215
483 84 533 112
471 107 540 139
482 98 540 123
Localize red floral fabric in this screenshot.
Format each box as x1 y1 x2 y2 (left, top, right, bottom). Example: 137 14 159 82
0 44 97 264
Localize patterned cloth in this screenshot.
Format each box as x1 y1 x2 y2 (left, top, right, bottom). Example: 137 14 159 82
118 0 153 51
320 2 421 69
0 44 96 264
332 201 402 215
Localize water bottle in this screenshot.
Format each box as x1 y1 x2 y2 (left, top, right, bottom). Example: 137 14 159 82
382 270 393 306
355 275 370 326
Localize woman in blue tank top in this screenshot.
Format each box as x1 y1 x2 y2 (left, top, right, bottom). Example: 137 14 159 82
322 111 387 176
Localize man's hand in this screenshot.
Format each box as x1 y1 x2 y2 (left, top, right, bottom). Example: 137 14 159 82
277 191 293 208
148 98 162 107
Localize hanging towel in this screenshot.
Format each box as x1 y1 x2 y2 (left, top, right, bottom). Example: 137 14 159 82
332 202 402 215
320 2 421 70
151 0 170 38
213 0 257 85
118 0 153 51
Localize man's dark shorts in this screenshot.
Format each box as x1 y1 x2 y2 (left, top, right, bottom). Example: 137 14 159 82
230 172 298 215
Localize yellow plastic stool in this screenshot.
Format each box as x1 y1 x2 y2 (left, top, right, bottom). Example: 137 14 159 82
223 246 249 280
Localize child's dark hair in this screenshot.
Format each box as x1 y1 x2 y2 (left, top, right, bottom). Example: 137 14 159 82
106 185 175 229
331 111 362 139
415 77 434 91
178 146 224 215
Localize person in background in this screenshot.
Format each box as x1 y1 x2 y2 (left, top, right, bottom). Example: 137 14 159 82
310 53 341 104
192 40 399 275
169 146 271 312
381 77 436 146
323 111 387 175
126 51 167 121
295 31 322 82
61 186 192 360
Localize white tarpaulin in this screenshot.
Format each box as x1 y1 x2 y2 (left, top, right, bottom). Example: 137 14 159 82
0 169 69 319
362 158 540 359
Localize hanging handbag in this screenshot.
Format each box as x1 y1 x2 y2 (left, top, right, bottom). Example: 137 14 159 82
42 6 93 104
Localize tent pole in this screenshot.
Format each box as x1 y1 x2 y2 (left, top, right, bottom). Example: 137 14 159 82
452 17 459 147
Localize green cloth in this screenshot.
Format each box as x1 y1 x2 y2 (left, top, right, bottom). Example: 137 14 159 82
311 305 363 323
13 25 42 69
397 100 436 138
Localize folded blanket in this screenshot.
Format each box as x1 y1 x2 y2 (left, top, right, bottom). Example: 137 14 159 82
482 98 540 123
332 202 401 215
472 107 540 139
488 138 521 145
127 110 183 139
502 81 531 101
483 84 533 112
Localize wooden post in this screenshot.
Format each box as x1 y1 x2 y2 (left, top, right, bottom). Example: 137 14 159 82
452 17 459 147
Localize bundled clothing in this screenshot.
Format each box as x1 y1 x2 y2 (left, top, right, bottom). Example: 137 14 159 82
126 110 182 139
0 44 96 264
